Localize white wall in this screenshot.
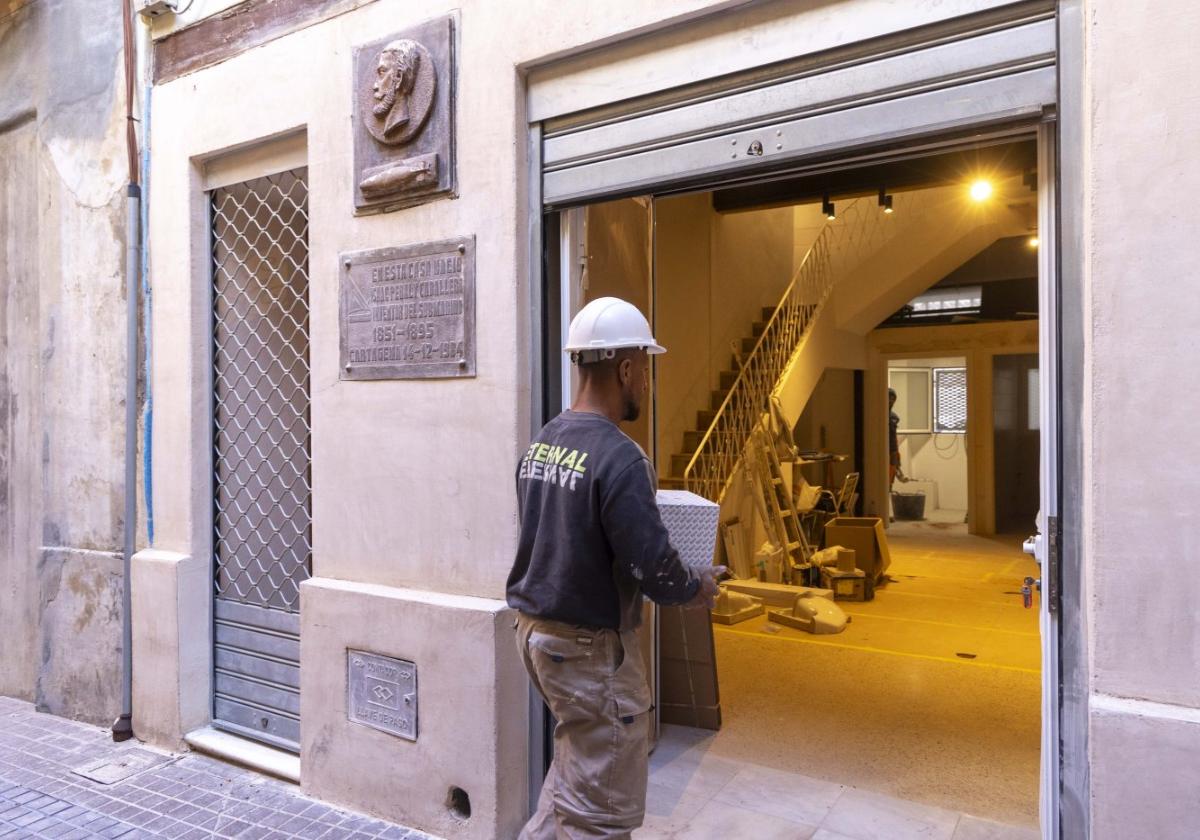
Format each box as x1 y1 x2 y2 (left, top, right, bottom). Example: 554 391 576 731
889 356 969 511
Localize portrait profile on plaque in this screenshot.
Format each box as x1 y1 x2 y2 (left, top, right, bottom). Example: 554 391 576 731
352 16 455 213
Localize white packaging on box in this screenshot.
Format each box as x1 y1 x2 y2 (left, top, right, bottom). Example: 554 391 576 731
655 489 719 569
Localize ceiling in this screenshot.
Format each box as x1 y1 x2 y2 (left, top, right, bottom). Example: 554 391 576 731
711 138 1038 214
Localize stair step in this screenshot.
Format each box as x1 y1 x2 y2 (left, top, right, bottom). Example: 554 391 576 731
762 306 777 321
710 389 731 410
752 320 768 337
671 452 722 476
741 336 759 354
682 428 743 453
659 476 688 491
719 370 738 390
697 409 717 428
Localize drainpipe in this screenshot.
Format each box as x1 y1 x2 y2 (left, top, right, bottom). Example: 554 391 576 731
113 0 141 743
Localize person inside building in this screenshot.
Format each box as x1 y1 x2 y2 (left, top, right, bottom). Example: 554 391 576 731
507 296 724 840
889 386 903 487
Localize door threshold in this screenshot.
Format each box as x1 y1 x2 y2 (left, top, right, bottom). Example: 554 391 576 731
184 726 301 784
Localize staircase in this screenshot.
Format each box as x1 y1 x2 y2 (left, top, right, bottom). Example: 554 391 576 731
659 303 817 491
662 192 923 501
658 185 1026 506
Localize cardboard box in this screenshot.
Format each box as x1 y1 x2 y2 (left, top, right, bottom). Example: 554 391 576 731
654 491 722 731
824 517 891 584
820 566 869 601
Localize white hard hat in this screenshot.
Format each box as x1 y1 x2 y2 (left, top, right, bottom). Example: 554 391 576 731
564 297 666 363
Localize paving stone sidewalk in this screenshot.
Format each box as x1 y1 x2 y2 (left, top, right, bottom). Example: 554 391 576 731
0 697 435 839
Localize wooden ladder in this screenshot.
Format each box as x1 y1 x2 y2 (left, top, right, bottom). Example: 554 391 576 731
747 423 811 566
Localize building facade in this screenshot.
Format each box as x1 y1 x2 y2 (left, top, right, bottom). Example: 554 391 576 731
0 0 132 726
2 1 1199 839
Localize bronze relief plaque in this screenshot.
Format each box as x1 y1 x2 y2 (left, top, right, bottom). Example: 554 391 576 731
352 15 455 213
339 237 476 380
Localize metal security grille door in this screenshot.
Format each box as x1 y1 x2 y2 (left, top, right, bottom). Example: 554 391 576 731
210 168 311 753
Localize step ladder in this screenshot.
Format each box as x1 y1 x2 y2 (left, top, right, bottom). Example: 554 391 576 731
746 421 812 568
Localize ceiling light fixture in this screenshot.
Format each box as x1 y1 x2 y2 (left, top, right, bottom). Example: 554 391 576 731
878 188 894 214
822 195 836 220
969 179 994 202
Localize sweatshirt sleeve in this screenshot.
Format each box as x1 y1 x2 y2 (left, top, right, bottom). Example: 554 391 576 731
601 457 700 605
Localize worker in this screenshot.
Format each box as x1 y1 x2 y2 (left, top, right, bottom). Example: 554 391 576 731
889 386 903 487
507 296 725 840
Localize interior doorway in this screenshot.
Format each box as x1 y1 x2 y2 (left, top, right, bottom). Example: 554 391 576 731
547 131 1052 838
994 353 1041 535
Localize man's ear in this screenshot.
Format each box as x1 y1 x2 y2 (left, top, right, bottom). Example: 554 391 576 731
618 357 633 385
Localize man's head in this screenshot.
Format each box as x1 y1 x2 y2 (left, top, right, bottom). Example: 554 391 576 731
577 348 649 422
373 40 422 127
564 297 665 423
888 387 897 408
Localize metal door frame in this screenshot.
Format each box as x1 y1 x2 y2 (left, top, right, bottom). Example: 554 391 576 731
525 4 1087 835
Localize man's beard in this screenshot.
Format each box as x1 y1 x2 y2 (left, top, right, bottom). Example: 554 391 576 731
622 394 641 423
374 86 396 117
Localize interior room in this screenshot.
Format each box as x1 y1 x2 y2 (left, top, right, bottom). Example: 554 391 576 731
574 138 1044 835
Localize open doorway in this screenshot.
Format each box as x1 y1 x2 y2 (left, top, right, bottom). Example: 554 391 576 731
554 134 1048 837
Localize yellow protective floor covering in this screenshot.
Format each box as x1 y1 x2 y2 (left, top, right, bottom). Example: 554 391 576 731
675 522 1042 826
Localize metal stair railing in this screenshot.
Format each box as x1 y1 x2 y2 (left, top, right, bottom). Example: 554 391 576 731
682 195 907 502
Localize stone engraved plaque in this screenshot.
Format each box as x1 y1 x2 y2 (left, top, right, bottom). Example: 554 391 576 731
339 236 476 380
348 649 417 741
353 15 455 213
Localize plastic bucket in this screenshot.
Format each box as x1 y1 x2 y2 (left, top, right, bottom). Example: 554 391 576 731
891 491 926 521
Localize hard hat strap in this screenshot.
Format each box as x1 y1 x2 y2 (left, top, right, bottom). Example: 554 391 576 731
571 348 621 365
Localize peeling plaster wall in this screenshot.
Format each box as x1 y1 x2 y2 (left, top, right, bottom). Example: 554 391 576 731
0 0 129 724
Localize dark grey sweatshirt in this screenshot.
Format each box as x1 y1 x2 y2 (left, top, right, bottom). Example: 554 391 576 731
506 410 700 630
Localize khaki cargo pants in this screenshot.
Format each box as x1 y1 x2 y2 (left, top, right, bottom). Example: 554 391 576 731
516 613 652 840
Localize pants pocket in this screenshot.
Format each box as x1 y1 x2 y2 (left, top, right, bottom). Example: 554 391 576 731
528 628 607 721
611 629 652 719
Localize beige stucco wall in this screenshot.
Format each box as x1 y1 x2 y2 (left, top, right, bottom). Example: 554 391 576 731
136 0 1200 836
1083 1 1200 837
144 2 793 836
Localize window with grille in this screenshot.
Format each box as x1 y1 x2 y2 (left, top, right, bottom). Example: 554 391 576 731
933 367 967 433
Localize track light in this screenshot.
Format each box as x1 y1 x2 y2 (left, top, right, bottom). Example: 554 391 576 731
878 188 893 214
822 195 836 220
969 179 993 202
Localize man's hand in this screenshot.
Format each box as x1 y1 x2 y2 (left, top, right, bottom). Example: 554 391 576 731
684 565 727 611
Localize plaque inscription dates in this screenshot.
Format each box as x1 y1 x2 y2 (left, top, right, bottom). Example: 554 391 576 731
353 15 456 213
347 649 417 741
339 237 476 380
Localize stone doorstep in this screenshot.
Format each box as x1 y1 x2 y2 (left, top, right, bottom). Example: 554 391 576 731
183 726 301 784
